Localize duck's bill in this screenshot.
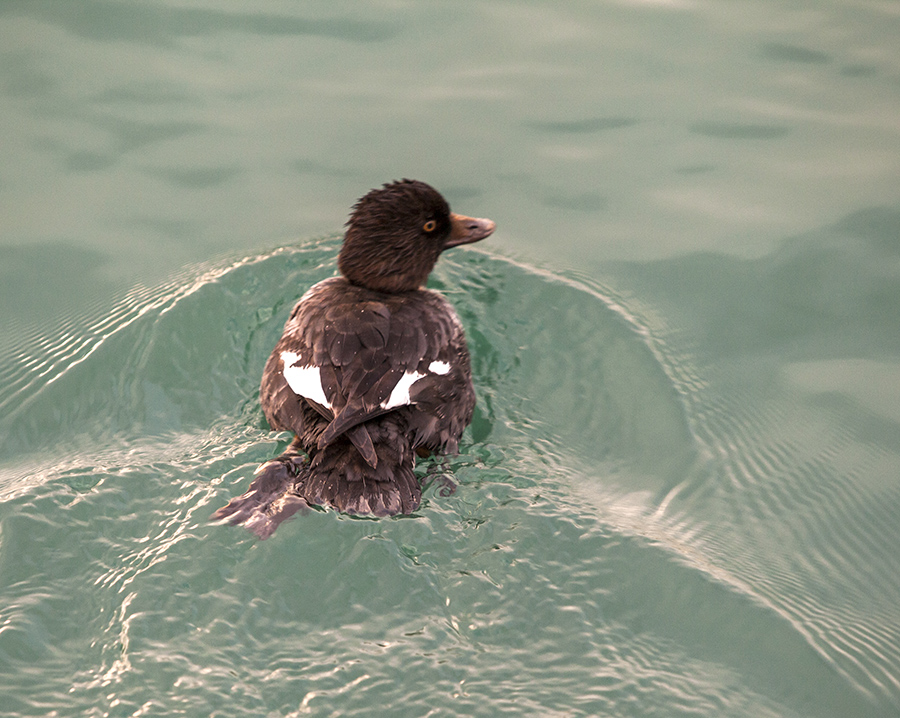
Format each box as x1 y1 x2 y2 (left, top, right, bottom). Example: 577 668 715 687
444 213 496 249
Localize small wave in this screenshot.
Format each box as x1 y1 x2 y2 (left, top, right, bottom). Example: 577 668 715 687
3 239 898 714
0 245 319 426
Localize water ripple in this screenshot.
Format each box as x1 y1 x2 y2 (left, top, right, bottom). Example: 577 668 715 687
1 242 898 716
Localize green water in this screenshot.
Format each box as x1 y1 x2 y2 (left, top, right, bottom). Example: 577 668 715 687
2 1 900 716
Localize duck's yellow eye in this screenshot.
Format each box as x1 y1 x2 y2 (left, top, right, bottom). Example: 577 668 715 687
423 219 437 233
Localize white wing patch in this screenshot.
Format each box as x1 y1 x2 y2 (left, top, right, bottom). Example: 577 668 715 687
428 360 451 375
282 350 453 413
380 360 454 410
281 351 331 409
382 371 424 410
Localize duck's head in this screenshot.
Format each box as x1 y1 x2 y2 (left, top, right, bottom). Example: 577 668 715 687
338 179 495 293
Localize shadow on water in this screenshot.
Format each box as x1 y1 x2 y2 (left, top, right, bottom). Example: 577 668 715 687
0 0 399 46
0 230 897 716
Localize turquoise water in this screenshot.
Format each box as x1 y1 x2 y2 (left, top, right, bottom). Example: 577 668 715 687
2 1 900 716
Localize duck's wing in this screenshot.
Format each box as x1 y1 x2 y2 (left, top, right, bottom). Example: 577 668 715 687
261 280 469 467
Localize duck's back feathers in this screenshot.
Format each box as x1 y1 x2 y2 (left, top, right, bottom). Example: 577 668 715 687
260 277 475 462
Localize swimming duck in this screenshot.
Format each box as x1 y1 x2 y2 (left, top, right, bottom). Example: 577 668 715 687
212 179 495 538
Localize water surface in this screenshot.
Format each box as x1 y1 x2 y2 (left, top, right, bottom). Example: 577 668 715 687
2 1 900 716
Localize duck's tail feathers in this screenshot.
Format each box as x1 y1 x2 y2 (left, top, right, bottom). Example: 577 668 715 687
212 422 422 538
210 452 311 539
303 430 421 516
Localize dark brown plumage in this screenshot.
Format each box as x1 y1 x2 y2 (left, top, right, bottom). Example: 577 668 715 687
212 180 495 537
